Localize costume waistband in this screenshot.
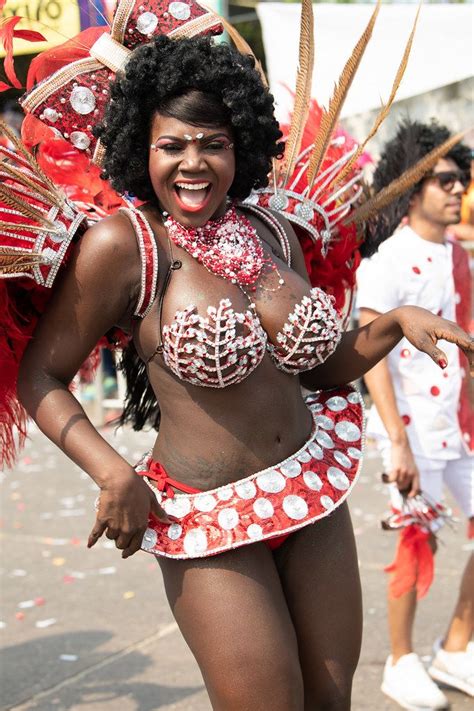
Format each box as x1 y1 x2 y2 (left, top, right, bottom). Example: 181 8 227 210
136 385 365 559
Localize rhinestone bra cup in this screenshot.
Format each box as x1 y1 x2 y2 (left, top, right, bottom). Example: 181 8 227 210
161 287 342 387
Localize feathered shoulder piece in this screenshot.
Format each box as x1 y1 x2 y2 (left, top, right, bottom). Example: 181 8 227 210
0 121 88 468
245 2 465 317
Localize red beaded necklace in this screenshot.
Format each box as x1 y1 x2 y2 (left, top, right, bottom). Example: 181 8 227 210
164 205 276 288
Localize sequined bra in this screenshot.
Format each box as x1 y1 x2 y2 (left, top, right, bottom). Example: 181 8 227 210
123 205 342 388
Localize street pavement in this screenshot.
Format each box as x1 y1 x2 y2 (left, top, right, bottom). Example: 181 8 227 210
1 423 472 710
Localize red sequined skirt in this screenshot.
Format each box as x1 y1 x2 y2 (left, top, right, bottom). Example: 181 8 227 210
137 385 365 559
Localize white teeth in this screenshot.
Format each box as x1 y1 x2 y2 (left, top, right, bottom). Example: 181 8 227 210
175 182 210 191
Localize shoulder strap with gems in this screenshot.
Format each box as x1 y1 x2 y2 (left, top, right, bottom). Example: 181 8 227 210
240 203 292 267
118 207 159 318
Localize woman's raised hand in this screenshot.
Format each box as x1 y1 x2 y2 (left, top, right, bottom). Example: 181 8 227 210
87 470 172 559
396 305 474 373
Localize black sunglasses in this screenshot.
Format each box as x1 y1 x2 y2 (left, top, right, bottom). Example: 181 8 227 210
426 170 470 192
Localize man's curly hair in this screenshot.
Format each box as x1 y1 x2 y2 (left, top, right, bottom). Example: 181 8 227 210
361 119 471 256
96 34 283 202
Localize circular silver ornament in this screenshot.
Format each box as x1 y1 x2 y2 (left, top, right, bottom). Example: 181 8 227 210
168 1 191 20
315 415 334 430
247 523 263 540
167 523 183 540
326 396 347 412
217 486 233 501
253 498 274 519
308 442 324 460
141 528 157 550
70 131 91 150
256 470 286 493
164 496 191 518
283 495 308 520
43 108 59 123
327 467 350 491
321 495 335 510
297 450 312 463
294 201 314 221
194 494 217 512
41 247 57 264
183 528 208 556
235 481 257 499
136 11 159 34
333 451 352 469
335 421 361 443
348 447 363 460
70 86 96 115
347 392 360 404
49 223 68 244
218 507 239 530
268 191 289 210
303 470 323 491
316 431 335 449
280 460 302 478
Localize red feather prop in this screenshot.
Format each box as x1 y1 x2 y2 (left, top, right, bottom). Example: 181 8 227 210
0 16 46 92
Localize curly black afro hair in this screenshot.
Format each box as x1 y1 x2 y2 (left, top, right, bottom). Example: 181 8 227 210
361 119 471 257
95 34 283 202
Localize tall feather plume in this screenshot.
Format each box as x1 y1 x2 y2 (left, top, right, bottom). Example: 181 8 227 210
0 183 52 225
306 0 380 189
0 161 64 209
0 119 62 200
347 132 465 226
0 247 46 275
278 0 314 187
331 3 421 189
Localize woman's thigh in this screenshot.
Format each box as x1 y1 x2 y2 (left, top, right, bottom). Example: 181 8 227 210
157 542 304 711
274 502 363 711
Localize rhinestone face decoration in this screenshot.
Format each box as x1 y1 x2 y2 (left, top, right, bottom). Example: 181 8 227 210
169 1 191 20
70 131 91 150
69 86 96 115
136 11 159 34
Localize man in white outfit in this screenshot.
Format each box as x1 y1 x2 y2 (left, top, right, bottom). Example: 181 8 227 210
357 120 473 710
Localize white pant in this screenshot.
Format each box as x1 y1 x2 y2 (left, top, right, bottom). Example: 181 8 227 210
380 445 474 520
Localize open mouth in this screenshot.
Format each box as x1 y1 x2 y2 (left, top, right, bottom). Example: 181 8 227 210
174 181 211 210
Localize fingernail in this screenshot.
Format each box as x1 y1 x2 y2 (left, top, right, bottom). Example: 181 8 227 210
438 358 447 369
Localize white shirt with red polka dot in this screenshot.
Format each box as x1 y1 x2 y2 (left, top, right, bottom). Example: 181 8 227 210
356 225 471 460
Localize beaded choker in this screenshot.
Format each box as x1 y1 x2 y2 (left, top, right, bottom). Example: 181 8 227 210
164 205 279 288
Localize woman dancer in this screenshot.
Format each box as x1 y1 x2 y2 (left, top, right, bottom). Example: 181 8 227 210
12 35 473 710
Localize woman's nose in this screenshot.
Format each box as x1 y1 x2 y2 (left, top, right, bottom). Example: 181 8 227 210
180 146 206 171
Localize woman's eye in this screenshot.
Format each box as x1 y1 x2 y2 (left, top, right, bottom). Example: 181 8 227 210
205 142 226 151
158 144 182 153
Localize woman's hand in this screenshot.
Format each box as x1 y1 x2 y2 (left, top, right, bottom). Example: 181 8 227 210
395 306 474 372
87 470 172 559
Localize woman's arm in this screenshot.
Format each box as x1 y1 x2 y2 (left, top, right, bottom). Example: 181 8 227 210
300 304 474 391
17 215 169 558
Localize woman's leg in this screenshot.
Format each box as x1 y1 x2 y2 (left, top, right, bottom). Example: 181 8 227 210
158 541 304 711
274 502 363 711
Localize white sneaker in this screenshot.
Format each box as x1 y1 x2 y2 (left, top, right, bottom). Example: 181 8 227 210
381 653 450 710
429 641 474 697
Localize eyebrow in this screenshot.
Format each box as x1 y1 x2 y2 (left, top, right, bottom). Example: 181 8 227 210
155 132 231 141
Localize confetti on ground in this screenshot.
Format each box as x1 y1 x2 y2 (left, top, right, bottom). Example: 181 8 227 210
40 513 53 520
10 492 21 501
123 591 135 600
59 654 78 662
0 621 6 629
63 575 75 584
15 612 25 621
98 566 116 575
18 600 35 609
35 618 56 629
58 509 86 518
70 537 82 546
11 569 27 577
13 522 23 529
102 541 115 550
52 558 66 567
34 597 45 606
